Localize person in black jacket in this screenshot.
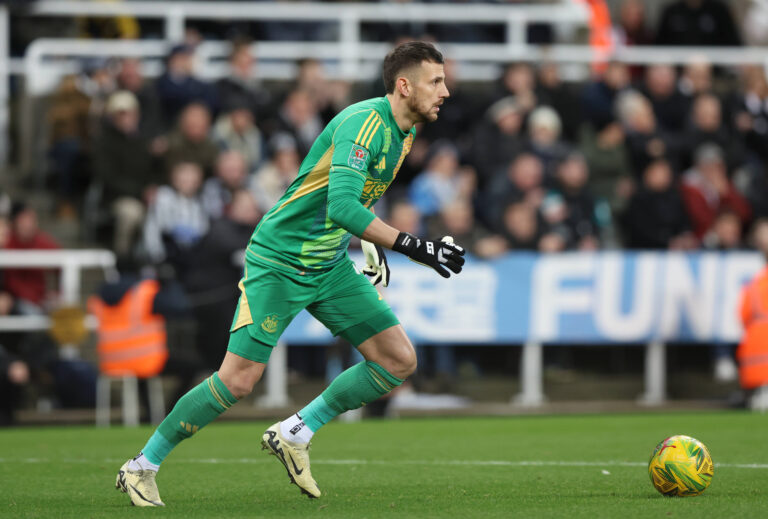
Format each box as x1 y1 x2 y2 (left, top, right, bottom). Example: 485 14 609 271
623 159 696 249
655 0 741 47
181 189 261 371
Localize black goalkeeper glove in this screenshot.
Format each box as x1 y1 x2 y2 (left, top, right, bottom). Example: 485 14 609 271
391 233 465 278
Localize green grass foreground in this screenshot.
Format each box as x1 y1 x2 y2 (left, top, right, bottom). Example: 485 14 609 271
2 412 767 518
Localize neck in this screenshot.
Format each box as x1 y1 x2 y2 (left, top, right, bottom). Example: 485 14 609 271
386 94 415 133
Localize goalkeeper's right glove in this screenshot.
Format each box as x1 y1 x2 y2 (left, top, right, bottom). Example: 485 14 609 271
391 233 465 278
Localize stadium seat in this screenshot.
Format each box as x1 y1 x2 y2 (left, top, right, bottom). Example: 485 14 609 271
95 374 164 427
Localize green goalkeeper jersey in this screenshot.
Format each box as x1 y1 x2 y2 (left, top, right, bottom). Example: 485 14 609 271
247 96 416 274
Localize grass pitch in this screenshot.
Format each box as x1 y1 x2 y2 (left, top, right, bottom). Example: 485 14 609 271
2 411 767 518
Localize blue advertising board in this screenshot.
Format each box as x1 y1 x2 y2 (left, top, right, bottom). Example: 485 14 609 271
280 252 764 345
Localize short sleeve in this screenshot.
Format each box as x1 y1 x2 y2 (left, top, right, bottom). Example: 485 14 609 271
330 109 385 178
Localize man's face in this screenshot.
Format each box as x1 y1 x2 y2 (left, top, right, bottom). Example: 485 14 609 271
406 61 450 123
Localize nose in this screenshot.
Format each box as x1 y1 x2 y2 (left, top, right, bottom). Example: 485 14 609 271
442 83 450 99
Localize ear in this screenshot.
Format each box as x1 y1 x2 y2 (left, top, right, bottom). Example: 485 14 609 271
395 76 411 98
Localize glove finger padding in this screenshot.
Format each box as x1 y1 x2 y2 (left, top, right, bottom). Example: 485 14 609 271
360 239 390 287
392 232 466 279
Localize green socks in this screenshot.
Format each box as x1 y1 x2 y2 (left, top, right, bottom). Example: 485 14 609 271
300 361 403 432
142 372 237 465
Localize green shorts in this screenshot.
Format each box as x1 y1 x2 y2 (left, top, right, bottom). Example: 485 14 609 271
227 254 399 364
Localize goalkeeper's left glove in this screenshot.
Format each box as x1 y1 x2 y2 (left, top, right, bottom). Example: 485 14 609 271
361 239 390 287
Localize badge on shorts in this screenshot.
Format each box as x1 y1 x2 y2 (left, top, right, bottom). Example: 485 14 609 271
348 144 369 170
261 314 279 333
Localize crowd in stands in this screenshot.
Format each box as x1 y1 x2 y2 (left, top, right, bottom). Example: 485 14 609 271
2 0 768 420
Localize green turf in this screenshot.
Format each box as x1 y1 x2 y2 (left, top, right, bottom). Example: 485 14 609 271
2 412 768 518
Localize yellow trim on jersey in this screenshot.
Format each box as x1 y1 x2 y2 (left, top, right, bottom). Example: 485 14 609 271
271 146 333 215
364 118 383 148
354 111 376 145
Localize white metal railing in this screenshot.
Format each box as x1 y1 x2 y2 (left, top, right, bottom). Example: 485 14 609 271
0 249 116 331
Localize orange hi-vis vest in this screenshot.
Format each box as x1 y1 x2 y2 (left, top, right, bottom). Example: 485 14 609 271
88 279 168 378
738 266 768 390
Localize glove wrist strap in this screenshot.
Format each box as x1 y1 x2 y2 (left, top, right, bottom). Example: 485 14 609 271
392 231 417 255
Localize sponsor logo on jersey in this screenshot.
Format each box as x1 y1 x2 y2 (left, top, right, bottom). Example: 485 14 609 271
348 144 369 170
261 314 280 333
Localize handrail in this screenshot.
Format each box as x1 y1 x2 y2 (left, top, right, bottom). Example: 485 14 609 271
0 249 116 305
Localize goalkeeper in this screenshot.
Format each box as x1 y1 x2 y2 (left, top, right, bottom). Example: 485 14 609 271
116 41 464 506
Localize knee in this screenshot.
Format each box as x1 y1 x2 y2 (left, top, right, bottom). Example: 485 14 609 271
219 370 260 399
382 346 417 380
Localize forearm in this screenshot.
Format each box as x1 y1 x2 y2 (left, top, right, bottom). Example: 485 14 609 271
360 217 399 249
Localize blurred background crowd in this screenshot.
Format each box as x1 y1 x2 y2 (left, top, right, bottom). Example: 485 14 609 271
2 0 768 423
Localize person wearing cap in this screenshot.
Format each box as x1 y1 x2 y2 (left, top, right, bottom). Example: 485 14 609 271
680 143 751 240
92 90 160 257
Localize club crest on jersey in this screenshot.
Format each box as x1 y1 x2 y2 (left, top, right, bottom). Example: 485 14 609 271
261 314 279 333
348 144 369 170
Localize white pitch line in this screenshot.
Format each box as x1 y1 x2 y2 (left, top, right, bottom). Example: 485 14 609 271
0 458 766 469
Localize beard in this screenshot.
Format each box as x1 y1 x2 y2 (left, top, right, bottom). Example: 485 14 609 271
407 94 438 124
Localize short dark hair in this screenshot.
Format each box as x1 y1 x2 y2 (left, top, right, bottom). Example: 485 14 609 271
382 41 444 94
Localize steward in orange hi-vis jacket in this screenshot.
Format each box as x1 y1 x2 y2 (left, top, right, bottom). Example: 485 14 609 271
89 278 168 378
738 266 768 390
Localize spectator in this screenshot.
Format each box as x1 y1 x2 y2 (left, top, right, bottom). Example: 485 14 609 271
250 133 300 214
490 62 537 117
143 162 209 265
743 0 768 46
293 59 334 123
46 74 92 216
471 97 525 189
264 89 323 158
614 0 653 80
535 63 582 141
525 106 570 177
4 204 60 314
427 200 507 260
682 93 743 171
202 150 251 220
183 190 260 371
582 61 630 130
500 201 550 251
386 199 423 237
163 102 220 178
0 215 15 316
680 144 751 240
212 100 263 173
541 153 600 250
623 159 695 250
642 64 689 133
92 90 160 257
216 41 271 120
484 152 545 229
703 209 744 250
678 56 714 98
614 0 653 47
115 57 163 138
409 142 464 218
578 119 631 210
656 0 741 47
733 65 768 164
155 44 217 130
616 90 674 177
